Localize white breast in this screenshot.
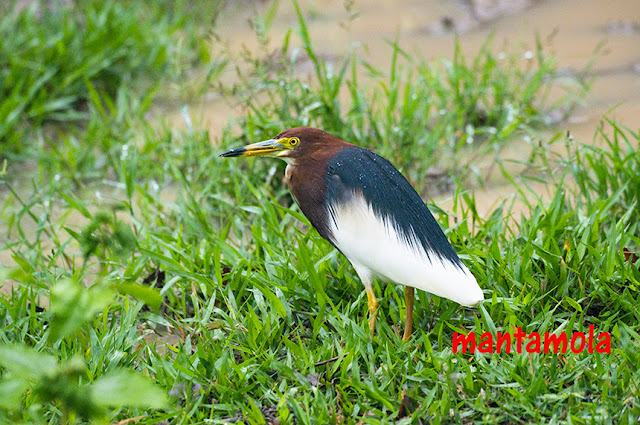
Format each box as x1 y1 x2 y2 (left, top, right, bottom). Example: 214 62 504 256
327 193 484 306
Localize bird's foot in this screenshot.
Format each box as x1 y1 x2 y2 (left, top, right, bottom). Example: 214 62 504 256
402 324 412 342
365 285 379 337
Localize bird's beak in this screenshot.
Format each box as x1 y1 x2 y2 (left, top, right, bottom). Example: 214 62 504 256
219 139 286 158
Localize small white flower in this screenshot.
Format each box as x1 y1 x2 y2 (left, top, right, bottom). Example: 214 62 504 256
121 144 129 160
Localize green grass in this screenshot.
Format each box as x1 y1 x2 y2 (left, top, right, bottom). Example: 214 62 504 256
1 1 638 424
233 1 586 188
0 0 222 157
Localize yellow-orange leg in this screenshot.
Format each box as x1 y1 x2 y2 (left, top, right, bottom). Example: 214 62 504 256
402 286 415 341
365 285 379 335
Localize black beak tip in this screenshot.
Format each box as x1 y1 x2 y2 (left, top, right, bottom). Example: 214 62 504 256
219 148 244 158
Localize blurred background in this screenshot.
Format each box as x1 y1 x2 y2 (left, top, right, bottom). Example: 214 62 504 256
211 0 640 139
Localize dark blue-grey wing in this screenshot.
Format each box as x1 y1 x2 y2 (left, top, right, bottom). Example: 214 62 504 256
324 146 464 270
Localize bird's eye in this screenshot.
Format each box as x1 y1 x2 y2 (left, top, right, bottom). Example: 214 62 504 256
290 137 300 146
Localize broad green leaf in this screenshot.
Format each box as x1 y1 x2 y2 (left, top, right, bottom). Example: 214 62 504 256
0 345 57 379
49 279 114 341
116 283 163 312
0 378 29 409
90 370 168 409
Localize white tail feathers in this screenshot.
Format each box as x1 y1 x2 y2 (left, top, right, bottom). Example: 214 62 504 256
328 194 484 306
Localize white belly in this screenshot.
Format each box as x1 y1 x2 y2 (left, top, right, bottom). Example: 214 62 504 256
327 193 483 306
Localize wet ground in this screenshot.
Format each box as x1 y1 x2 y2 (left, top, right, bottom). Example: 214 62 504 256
208 0 640 134
181 0 640 215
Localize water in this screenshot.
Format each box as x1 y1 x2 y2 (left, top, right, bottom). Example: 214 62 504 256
188 0 639 217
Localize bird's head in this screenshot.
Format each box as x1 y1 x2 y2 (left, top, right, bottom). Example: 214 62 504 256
219 127 347 162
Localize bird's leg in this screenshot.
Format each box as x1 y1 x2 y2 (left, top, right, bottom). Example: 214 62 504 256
365 284 379 336
402 286 415 342
353 265 378 337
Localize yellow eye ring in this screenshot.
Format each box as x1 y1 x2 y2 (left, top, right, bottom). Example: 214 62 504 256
290 137 300 146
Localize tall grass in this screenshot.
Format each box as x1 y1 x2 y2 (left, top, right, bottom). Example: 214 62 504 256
0 0 222 156
230 2 586 190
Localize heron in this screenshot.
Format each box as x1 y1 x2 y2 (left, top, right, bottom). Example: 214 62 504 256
220 127 483 341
